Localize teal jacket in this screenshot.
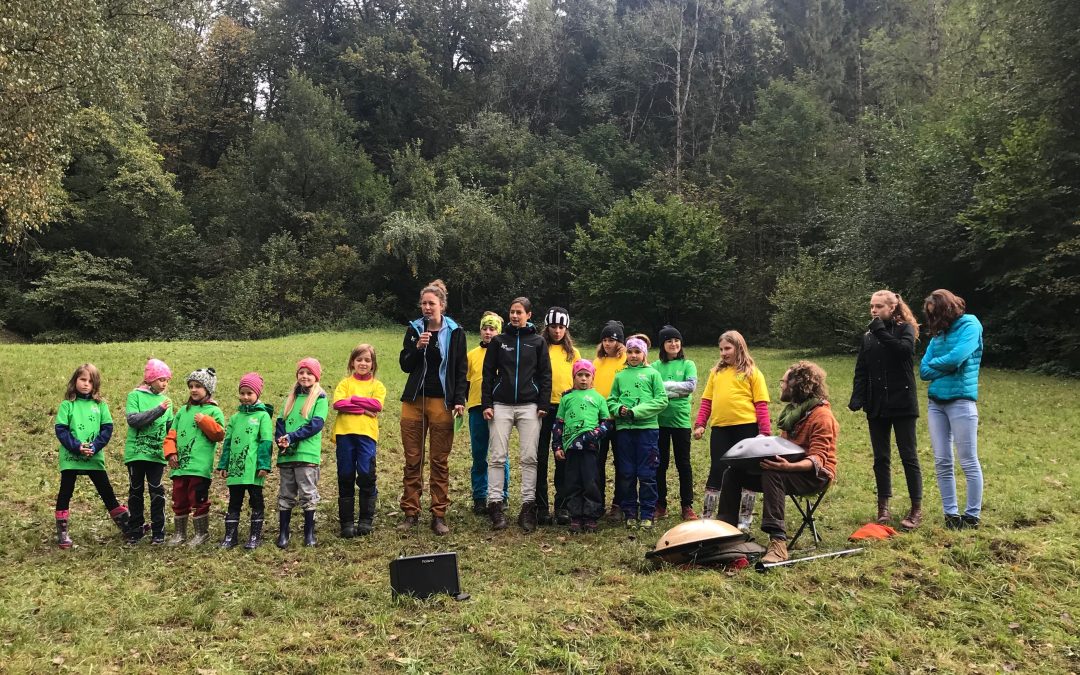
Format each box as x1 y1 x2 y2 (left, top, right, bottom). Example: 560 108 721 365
919 314 983 401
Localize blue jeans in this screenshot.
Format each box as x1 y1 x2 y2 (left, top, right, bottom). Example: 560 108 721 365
616 429 660 521
927 399 982 518
469 408 508 500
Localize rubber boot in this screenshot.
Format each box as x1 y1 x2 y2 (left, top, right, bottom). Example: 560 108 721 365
108 505 131 537
357 518 373 536
56 510 73 549
472 498 487 515
220 512 240 549
167 514 189 546
302 510 317 547
489 501 507 530
339 496 355 538
876 497 891 525
276 510 292 549
188 513 210 546
244 511 264 550
737 490 757 533
702 489 720 519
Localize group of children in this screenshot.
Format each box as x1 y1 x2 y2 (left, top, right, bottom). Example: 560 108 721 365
53 348 386 550
52 313 775 547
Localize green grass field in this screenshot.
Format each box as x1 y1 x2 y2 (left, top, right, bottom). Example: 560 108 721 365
0 329 1078 674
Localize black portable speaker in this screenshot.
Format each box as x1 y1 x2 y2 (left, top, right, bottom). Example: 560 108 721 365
389 552 469 601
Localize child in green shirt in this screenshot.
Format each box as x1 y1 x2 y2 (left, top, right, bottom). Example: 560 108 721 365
53 364 130 548
124 358 174 544
217 372 274 549
551 360 612 533
275 358 328 548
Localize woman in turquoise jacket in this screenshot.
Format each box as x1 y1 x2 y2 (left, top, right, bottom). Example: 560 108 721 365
919 289 984 529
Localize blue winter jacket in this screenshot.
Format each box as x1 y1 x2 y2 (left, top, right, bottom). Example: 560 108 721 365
919 314 983 401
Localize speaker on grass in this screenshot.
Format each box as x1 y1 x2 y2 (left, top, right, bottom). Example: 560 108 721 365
390 552 469 601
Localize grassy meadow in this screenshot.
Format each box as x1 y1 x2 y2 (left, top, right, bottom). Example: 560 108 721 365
0 329 1078 674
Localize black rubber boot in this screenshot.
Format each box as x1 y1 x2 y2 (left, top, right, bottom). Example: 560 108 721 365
276 510 292 549
245 511 264 550
303 510 316 547
339 496 355 538
489 501 507 530
220 512 240 549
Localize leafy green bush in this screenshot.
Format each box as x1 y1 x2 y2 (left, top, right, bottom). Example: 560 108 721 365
769 255 877 353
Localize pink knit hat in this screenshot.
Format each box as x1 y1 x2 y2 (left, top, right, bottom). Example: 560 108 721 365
572 359 595 376
144 358 172 383
296 357 322 381
238 372 264 397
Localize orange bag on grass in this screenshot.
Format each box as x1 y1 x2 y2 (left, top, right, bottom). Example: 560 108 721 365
849 523 899 540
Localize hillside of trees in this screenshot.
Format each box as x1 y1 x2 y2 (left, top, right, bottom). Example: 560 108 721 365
1 0 1077 372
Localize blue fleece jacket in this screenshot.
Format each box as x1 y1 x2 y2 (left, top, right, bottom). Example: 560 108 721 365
919 313 983 401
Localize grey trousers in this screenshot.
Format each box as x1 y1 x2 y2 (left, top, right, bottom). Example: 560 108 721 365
487 404 541 503
278 464 320 512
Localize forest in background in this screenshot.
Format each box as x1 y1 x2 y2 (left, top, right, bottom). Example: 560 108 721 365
1 0 1077 372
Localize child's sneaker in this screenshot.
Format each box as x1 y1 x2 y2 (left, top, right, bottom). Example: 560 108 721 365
569 520 583 534
639 519 654 531
681 506 699 521
583 519 598 533
655 507 667 519
624 518 638 530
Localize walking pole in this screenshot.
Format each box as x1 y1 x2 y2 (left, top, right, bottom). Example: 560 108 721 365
755 547 863 573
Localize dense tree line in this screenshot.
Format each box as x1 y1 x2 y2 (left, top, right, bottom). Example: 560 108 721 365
1 0 1077 372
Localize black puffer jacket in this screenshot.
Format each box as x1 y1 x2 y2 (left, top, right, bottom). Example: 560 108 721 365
849 318 919 419
481 323 552 409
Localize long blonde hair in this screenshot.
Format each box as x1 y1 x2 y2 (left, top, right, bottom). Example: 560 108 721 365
872 290 921 341
284 376 325 420
713 330 756 378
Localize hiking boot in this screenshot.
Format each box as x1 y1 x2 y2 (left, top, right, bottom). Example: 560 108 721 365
876 497 891 525
944 514 963 530
583 519 598 533
56 511 73 550
738 490 756 533
340 522 356 539
761 538 789 564
357 519 374 536
681 506 699 521
961 515 980 530
536 508 552 526
702 489 720 519
431 517 449 536
555 508 571 525
639 519 654 531
397 514 419 532
605 504 622 521
518 501 538 533
244 511 264 550
489 501 508 530
187 514 210 546
900 503 923 531
220 512 240 549
276 510 292 548
302 510 317 547
472 498 487 516
569 519 583 534
167 514 188 546
655 506 668 519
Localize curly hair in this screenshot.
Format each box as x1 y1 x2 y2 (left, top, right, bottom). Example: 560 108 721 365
784 361 829 403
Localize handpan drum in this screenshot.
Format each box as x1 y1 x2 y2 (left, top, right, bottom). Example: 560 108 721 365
718 436 806 475
645 519 746 565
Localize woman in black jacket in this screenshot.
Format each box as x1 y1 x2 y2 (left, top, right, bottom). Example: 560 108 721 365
849 290 924 530
481 297 552 532
397 279 468 536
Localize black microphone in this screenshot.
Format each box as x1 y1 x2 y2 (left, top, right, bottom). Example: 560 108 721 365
421 317 429 353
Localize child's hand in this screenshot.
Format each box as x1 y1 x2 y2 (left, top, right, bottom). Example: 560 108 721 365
256 469 269 478
482 408 494 421
80 443 94 456
364 410 378 418
194 413 204 423
168 455 179 469
554 449 565 461
693 426 706 440
277 436 290 449
160 400 171 410
217 469 228 479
